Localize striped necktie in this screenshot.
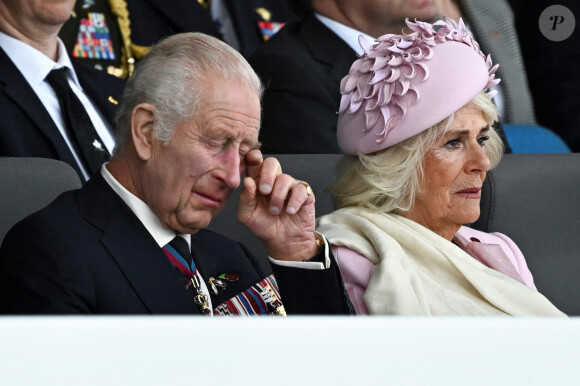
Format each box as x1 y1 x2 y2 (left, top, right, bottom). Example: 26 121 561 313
162 236 211 315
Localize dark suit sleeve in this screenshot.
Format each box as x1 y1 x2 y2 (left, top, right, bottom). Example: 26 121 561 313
271 250 354 315
0 214 94 314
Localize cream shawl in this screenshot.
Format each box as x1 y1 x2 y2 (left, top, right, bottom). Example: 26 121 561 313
316 207 565 316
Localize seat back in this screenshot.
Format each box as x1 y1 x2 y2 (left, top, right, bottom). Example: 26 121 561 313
207 154 342 271
503 124 571 153
0 157 82 245
471 153 580 315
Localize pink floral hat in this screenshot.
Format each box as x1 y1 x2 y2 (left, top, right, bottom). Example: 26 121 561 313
337 17 500 155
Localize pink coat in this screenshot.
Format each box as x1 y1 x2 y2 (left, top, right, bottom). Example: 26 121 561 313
332 226 536 315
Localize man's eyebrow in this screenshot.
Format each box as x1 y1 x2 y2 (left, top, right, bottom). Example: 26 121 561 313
249 141 262 150
202 129 231 140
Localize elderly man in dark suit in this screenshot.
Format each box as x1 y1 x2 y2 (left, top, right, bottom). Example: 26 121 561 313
0 0 125 182
0 32 350 315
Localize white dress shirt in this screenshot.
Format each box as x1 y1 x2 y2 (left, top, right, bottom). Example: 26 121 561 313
0 31 115 181
315 13 375 55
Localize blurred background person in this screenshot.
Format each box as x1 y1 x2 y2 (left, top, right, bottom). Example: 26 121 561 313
216 0 298 58
59 0 219 78
250 0 528 153
316 18 563 316
59 0 297 78
0 0 124 181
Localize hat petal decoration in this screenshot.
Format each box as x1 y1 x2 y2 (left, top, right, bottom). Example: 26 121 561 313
487 89 498 99
397 39 414 49
370 56 391 71
409 47 422 59
387 45 405 54
358 35 373 54
381 106 392 125
385 67 401 83
349 59 365 73
357 73 373 95
402 63 416 79
370 67 393 84
352 88 364 104
338 93 352 114
393 96 408 117
365 105 382 130
360 60 375 72
348 98 363 113
380 83 394 105
376 114 398 143
341 74 358 94
377 33 397 42
422 46 434 60
488 77 501 88
388 55 404 66
408 84 420 102
458 18 467 35
416 62 430 81
400 79 411 95
367 83 380 100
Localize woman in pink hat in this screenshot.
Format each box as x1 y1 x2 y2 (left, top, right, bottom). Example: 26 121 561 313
316 17 564 316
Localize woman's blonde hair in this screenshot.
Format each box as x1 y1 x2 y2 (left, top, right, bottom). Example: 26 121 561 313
329 92 504 214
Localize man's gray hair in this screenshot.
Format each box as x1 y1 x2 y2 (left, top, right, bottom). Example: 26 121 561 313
114 32 264 154
329 92 504 215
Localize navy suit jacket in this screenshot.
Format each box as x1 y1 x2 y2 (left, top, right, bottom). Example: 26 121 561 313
0 173 350 315
222 0 298 58
0 47 125 180
249 14 356 154
126 0 220 47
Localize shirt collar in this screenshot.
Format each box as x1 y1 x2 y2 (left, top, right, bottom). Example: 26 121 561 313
314 13 376 55
100 164 191 249
0 31 80 88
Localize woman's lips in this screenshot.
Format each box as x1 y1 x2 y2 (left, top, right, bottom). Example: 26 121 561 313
455 187 482 199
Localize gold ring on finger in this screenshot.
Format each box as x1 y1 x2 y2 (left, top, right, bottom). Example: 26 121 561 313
299 181 312 196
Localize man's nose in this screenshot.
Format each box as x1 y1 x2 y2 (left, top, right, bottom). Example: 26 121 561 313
219 147 242 188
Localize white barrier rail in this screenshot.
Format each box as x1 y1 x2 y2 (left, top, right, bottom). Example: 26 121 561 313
1 316 579 385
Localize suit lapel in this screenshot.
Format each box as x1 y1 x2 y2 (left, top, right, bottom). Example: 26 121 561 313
140 0 217 36
189 232 265 308
299 15 358 84
72 61 120 130
77 175 198 314
0 48 82 176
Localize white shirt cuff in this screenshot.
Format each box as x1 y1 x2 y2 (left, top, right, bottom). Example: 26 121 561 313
268 233 331 270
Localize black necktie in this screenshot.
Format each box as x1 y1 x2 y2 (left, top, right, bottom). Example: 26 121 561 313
45 68 110 175
168 236 194 268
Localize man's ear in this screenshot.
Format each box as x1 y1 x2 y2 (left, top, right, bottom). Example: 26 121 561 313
131 103 157 161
